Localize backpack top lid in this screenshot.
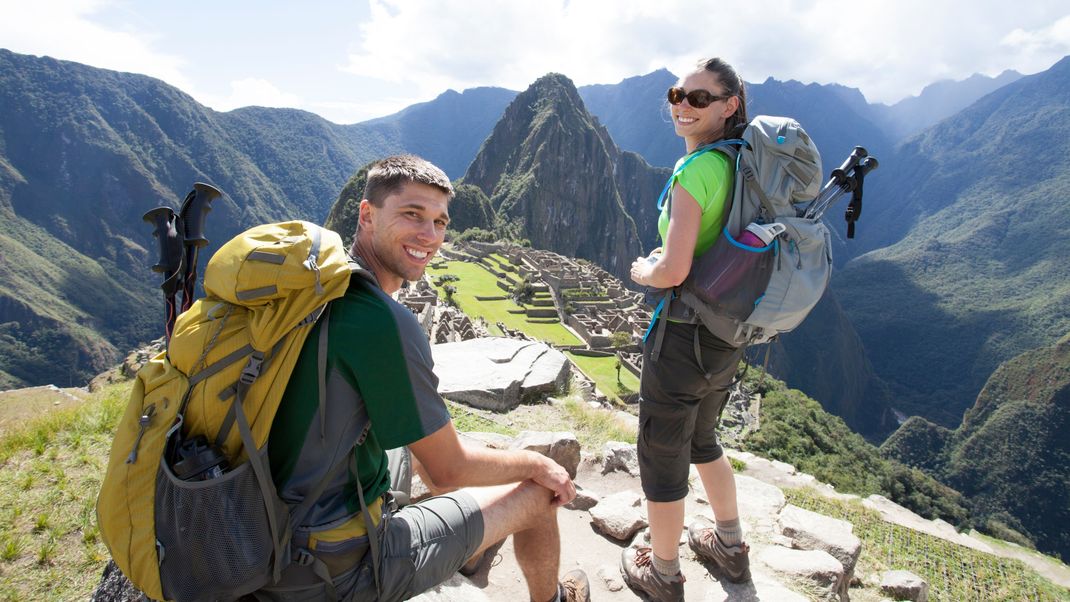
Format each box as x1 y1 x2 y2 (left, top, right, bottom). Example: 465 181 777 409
198 220 353 352
741 116 823 207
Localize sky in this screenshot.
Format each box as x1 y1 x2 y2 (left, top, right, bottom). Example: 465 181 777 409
2 0 1069 125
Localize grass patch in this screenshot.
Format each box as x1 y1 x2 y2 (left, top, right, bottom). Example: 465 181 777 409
446 400 518 437
558 399 636 450
0 381 130 600
565 352 639 404
784 487 1070 601
430 261 581 346
447 388 636 454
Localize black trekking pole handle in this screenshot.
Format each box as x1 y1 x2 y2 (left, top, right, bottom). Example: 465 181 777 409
832 146 867 186
179 183 221 248
803 146 869 218
844 156 879 238
143 207 186 341
178 183 222 312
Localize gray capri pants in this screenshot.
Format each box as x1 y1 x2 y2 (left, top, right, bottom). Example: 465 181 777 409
638 320 744 502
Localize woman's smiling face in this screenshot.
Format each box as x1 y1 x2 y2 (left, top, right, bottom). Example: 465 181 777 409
671 69 734 146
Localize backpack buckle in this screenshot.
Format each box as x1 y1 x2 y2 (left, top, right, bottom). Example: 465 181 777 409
239 352 265 385
294 548 315 566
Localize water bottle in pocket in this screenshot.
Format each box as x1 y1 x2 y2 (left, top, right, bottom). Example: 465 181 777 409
682 223 781 321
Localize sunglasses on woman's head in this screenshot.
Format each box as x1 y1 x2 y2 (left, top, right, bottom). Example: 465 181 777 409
667 86 730 109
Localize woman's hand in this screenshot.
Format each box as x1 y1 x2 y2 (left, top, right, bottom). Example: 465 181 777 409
630 256 652 286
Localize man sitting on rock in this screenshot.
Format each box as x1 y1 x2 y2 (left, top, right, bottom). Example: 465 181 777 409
259 154 590 602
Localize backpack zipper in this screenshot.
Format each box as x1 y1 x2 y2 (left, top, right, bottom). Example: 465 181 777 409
126 403 156 464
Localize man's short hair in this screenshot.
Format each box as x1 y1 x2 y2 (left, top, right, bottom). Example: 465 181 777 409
362 155 454 206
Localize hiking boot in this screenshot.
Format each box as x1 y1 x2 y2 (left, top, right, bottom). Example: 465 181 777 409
619 546 685 602
559 569 591 602
687 517 751 583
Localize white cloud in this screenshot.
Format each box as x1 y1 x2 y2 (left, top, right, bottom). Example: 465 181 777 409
340 0 1070 106
1000 14 1070 73
202 78 304 113
0 0 191 90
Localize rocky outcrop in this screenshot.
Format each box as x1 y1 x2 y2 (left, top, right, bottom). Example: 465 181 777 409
509 430 581 478
431 337 570 411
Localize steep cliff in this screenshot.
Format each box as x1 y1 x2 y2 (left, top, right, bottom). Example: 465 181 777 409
463 74 656 279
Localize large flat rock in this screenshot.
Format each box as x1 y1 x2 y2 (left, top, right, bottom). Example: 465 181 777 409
778 504 862 576
432 337 570 411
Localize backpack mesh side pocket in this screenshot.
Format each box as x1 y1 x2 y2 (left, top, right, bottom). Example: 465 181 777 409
682 228 775 321
155 447 286 602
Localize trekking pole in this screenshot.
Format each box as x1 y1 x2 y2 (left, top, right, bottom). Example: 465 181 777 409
143 207 186 342
802 146 868 218
178 183 221 312
843 156 878 237
810 155 879 221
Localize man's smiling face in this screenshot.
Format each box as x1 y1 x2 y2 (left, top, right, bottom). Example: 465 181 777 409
357 181 450 294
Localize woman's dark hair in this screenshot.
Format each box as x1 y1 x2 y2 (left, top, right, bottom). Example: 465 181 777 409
698 57 748 140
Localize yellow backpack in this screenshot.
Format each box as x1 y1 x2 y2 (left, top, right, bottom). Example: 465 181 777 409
97 221 355 602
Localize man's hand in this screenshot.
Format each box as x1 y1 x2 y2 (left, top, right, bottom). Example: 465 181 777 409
529 453 576 506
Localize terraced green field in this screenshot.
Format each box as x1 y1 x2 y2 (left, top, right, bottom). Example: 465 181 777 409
565 352 639 404
430 260 644 402
429 261 581 346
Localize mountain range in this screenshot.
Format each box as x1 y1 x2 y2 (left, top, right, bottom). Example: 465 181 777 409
2 46 1068 559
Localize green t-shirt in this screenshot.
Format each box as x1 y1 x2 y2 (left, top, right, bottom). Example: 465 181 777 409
268 272 450 525
656 149 733 256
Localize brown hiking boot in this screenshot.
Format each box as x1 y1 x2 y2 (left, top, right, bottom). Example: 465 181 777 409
687 517 751 583
559 569 591 602
619 546 685 602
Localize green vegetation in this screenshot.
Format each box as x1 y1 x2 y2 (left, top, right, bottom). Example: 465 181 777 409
429 260 580 345
0 382 129 600
447 393 636 454
742 373 971 527
565 352 639 404
786 487 1070 602
558 398 637 450
881 335 1070 560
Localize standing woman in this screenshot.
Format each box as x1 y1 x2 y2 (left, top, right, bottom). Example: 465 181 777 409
622 57 751 600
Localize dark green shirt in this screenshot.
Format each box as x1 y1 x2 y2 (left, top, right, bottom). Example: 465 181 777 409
268 272 450 524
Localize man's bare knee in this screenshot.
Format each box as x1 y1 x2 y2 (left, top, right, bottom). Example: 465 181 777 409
466 481 557 553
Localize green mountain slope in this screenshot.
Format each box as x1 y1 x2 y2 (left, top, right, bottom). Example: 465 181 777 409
882 333 1070 559
837 55 1070 426
0 50 395 387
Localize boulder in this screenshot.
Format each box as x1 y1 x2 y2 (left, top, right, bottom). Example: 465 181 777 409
432 337 570 411
602 441 639 477
880 570 929 602
566 486 601 511
510 431 581 478
734 474 787 534
590 490 647 541
778 504 862 578
758 546 845 598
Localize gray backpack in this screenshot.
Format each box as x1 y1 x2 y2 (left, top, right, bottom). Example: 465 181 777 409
648 115 826 360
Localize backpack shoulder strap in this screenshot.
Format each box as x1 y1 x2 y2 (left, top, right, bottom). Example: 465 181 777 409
656 139 745 211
